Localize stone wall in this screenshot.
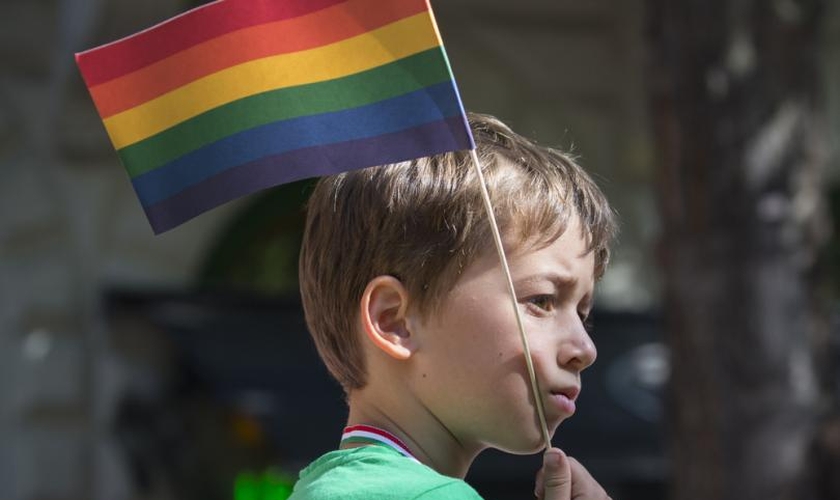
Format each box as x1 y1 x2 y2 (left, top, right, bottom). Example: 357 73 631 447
0 1 246 499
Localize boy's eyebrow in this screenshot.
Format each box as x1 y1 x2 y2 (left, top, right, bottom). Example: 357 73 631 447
518 272 596 302
549 273 579 289
517 272 578 288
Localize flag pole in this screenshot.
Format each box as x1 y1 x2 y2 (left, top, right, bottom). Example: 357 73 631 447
469 148 552 451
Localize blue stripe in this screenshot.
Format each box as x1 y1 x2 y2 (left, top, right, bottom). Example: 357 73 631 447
143 117 472 233
131 81 464 206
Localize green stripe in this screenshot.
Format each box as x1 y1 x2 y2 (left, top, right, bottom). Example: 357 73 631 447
119 48 452 178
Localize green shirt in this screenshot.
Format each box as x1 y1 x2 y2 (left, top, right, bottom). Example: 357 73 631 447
288 445 483 500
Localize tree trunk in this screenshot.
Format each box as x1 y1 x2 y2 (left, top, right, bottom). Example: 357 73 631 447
645 1 833 500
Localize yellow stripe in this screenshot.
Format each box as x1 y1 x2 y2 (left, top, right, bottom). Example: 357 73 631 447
104 13 440 149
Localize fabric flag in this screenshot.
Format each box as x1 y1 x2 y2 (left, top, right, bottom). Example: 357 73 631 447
76 0 474 234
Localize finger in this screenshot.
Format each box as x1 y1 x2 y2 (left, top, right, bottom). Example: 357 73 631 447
568 457 611 499
534 467 544 497
538 448 571 500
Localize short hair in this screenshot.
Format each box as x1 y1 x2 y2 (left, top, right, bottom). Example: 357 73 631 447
299 113 617 393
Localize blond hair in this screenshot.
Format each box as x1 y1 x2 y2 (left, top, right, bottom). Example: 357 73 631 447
299 113 617 392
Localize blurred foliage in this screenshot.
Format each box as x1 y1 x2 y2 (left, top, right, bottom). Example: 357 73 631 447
197 179 316 295
234 469 294 500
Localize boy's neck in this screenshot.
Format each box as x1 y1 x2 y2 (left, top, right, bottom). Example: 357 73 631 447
344 390 481 479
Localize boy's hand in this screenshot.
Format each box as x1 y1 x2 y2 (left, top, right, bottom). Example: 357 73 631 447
535 448 611 500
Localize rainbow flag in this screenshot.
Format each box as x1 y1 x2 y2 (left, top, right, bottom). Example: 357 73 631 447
76 0 474 234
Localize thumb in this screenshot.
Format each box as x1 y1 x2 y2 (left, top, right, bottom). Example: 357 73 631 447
538 448 571 500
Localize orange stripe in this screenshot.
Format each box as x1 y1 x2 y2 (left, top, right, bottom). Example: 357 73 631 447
89 0 427 119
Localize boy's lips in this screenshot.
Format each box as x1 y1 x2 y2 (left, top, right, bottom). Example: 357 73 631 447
547 386 579 416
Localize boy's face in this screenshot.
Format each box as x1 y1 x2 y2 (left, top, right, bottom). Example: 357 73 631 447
407 216 597 454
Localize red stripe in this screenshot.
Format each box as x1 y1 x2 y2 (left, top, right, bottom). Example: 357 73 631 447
88 0 427 118
343 425 413 454
76 0 346 87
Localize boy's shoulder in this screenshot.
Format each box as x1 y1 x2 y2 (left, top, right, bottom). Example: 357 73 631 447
289 446 483 500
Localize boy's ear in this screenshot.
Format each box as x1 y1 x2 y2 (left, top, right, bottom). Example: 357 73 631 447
360 275 415 360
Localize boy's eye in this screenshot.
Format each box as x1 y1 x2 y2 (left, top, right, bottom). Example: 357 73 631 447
526 295 556 312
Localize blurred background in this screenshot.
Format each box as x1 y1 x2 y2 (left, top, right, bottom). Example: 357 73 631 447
1 1 839 500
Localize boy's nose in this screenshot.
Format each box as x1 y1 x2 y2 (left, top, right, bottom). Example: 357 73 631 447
557 325 597 372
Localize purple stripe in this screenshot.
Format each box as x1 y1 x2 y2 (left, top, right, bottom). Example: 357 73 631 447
143 116 472 233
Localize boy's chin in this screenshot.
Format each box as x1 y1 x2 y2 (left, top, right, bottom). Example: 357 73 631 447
493 429 554 456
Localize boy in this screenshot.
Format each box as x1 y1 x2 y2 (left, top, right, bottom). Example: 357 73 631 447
293 113 616 500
